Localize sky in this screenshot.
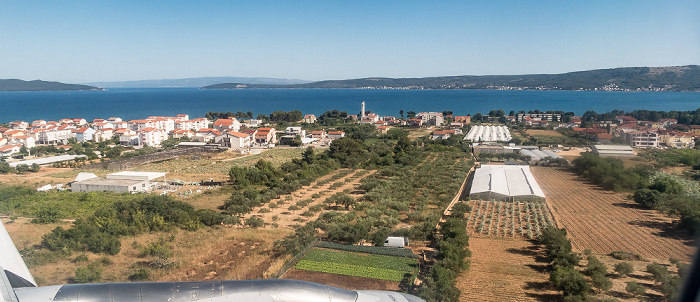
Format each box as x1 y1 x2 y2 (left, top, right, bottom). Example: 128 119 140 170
1 0 699 83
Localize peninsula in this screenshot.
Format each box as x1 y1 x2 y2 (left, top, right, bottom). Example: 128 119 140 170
202 65 700 92
0 79 102 92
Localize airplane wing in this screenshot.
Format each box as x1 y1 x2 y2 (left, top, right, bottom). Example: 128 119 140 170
0 220 36 289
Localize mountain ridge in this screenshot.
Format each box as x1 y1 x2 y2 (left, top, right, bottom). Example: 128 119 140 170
202 66 700 92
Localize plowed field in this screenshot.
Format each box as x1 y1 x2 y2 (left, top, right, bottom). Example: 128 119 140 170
531 167 695 260
455 237 560 302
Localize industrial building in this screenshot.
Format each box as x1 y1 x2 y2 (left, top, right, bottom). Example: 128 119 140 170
464 125 512 142
469 165 546 202
71 171 167 193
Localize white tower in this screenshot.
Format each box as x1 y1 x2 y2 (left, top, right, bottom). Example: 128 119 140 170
361 101 366 119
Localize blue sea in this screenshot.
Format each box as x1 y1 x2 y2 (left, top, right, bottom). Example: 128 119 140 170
1 88 698 122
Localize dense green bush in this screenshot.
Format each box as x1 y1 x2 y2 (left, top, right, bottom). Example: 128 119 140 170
614 262 634 277
572 153 645 191
40 195 208 255
625 281 646 297
73 262 102 283
129 268 151 281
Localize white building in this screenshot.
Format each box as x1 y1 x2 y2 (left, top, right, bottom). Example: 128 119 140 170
626 131 659 148
37 129 71 145
71 171 167 193
216 131 251 149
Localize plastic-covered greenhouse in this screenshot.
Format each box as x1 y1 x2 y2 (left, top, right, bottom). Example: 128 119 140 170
463 125 512 142
469 165 546 202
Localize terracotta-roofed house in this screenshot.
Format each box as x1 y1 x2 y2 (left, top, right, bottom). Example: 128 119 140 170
193 128 221 143
328 131 345 139
311 130 327 139
140 127 166 147
0 144 22 157
304 114 316 124
216 131 251 149
213 118 241 132
254 128 276 144
432 130 451 140
72 127 97 142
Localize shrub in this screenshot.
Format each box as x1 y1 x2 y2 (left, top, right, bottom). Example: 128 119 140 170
614 262 634 277
646 262 669 283
633 188 663 208
128 268 151 281
584 255 607 276
610 251 642 261
73 254 89 263
590 272 613 293
625 281 646 297
245 217 264 228
73 263 102 283
33 206 61 224
550 265 590 297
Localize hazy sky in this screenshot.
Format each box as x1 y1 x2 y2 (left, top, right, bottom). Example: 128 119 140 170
1 0 699 83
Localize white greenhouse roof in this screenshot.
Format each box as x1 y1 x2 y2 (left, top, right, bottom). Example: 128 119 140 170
541 150 562 159
469 165 545 200
463 125 512 142
8 154 86 167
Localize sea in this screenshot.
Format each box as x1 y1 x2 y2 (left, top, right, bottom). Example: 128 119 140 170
0 88 698 123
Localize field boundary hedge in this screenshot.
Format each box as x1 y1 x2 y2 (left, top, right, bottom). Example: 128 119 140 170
274 238 319 278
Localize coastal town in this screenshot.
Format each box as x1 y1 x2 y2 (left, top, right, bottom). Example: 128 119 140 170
1 103 697 163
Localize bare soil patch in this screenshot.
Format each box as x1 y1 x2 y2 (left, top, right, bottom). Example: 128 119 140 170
282 269 401 291
531 167 694 260
526 129 562 137
0 167 74 187
456 236 560 302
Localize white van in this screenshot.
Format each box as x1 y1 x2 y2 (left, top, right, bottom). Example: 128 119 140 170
384 236 409 248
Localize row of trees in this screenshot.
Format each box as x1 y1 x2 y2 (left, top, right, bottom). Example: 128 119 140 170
419 203 471 302
204 111 254 120
0 162 40 174
571 153 650 191
581 108 700 125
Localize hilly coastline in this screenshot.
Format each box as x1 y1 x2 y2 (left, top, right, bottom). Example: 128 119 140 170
0 79 101 92
203 66 700 92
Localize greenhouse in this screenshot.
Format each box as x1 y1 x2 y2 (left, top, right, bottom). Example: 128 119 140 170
469 165 546 202
463 125 512 142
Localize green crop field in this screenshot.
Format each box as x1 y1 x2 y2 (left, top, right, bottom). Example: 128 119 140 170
294 248 418 282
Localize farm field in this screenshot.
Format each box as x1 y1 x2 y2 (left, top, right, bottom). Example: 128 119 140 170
282 246 417 291
531 167 695 260
238 168 374 230
465 200 554 239
455 236 560 302
282 269 401 291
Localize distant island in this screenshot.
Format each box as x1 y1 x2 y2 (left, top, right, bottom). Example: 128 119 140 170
203 66 700 92
84 77 310 88
0 79 102 91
